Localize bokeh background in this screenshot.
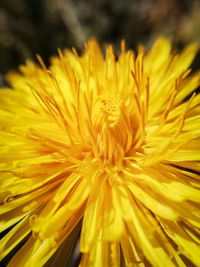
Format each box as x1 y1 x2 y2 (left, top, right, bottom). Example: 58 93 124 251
0 0 200 83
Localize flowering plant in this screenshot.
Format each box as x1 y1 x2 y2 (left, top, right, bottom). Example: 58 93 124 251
0 38 200 267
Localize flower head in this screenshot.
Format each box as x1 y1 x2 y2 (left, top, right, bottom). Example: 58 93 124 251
0 38 200 267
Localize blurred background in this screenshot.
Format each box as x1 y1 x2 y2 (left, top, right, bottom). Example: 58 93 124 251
0 0 200 83
0 0 200 266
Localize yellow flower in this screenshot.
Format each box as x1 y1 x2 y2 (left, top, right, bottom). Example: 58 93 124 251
0 37 200 267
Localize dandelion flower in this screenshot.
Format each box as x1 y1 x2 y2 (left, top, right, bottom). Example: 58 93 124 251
0 38 200 267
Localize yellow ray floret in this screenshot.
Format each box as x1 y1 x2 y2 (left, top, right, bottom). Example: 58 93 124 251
0 37 200 267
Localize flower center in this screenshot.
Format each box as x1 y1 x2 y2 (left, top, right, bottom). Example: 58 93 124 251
99 94 122 127
93 94 133 164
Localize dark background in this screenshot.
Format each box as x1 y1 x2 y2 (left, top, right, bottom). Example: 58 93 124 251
0 0 200 82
